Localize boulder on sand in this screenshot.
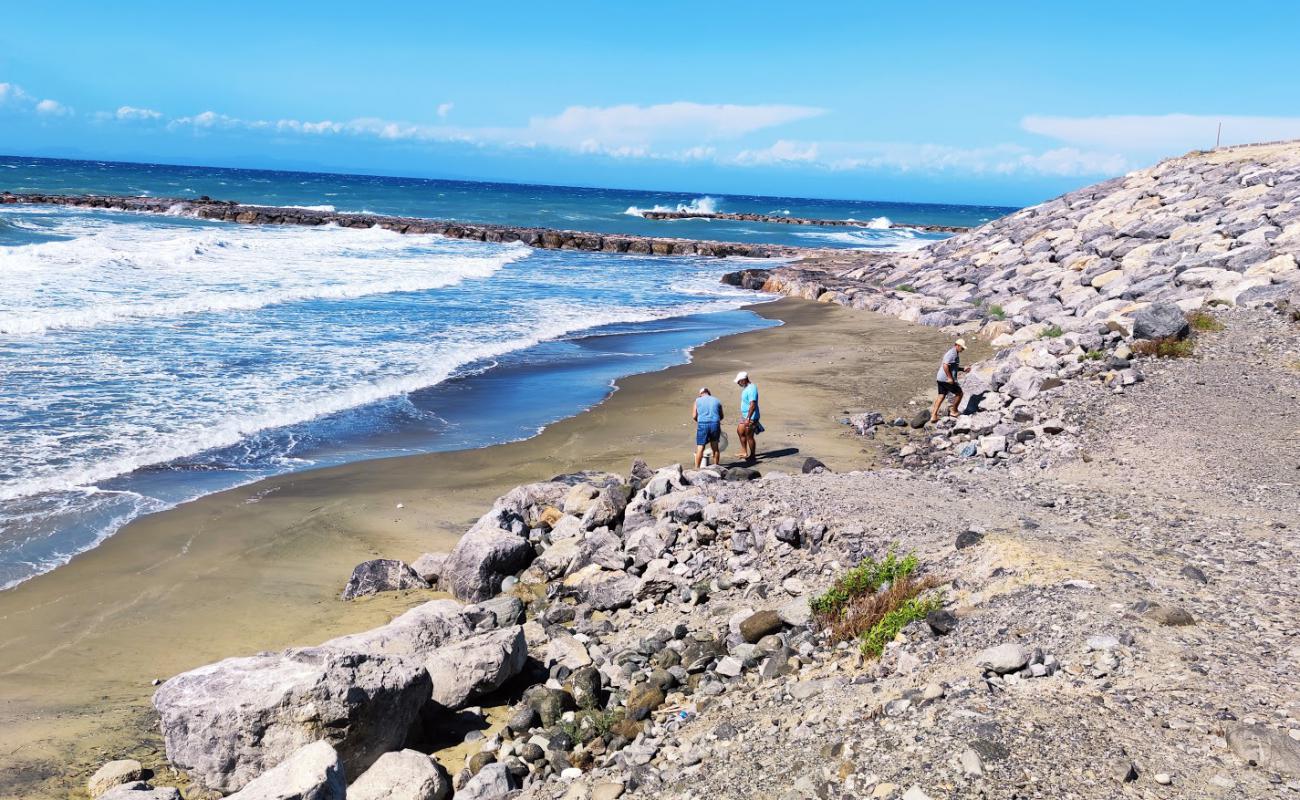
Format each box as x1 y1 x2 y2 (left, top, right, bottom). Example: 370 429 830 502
321 600 472 657
341 559 429 600
442 527 535 602
425 626 528 709
153 648 430 794
224 740 345 800
409 553 446 585
88 760 146 798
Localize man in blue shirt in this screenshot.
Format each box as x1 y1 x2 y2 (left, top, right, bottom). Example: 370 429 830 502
693 387 724 468
734 371 761 462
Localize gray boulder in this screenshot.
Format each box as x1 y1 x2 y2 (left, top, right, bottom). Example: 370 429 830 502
975 643 1029 674
581 485 628 530
322 600 471 657
1132 301 1190 340
224 741 345 800
153 648 430 794
442 527 534 602
565 529 628 574
1226 723 1300 776
1002 367 1044 401
455 762 517 800
409 553 446 585
425 626 528 709
341 559 429 600
348 749 450 800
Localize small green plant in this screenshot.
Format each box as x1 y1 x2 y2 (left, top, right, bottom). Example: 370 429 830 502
859 592 945 657
895 283 916 293
1132 337 1195 358
811 549 918 617
561 709 624 745
986 304 1006 321
1186 309 1225 332
1083 349 1105 361
1041 324 1064 338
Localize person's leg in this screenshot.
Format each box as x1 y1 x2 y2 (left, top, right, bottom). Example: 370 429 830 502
743 426 756 460
930 391 945 422
949 389 964 416
734 422 749 459
711 439 721 466
694 443 705 469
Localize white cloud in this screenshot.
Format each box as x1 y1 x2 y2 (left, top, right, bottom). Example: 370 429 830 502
0 82 31 104
115 105 162 121
735 139 820 165
437 102 454 119
524 102 824 150
1022 113 1300 153
0 83 72 117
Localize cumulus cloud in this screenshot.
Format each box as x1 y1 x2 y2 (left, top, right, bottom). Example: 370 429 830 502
0 82 31 104
524 102 824 151
115 105 162 120
0 82 71 117
727 139 1126 177
1022 113 1300 153
437 102 454 119
735 139 820 165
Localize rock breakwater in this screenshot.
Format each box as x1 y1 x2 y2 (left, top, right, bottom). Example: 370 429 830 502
638 209 969 233
0 193 805 259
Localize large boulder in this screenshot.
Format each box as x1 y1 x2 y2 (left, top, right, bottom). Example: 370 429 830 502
409 553 446 585
1132 301 1190 340
341 559 429 600
348 749 450 800
224 741 345 800
322 600 472 657
425 626 528 709
98 786 181 800
153 649 430 794
1226 723 1300 776
580 485 629 530
442 527 535 602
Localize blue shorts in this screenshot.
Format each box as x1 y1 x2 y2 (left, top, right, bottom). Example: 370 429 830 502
696 421 721 446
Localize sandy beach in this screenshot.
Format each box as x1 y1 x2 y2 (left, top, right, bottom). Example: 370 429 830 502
0 297 954 798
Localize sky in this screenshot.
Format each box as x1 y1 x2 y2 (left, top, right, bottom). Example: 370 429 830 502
2 1 1299 206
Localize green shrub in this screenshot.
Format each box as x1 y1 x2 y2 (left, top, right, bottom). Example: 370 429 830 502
987 304 1006 321
860 592 945 657
1083 349 1105 361
1041 324 1064 338
1187 309 1225 332
896 284 916 293
810 549 918 618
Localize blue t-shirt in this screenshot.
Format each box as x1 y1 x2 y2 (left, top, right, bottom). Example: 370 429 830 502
740 383 759 421
695 395 722 423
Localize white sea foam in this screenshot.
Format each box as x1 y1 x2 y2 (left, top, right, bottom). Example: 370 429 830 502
865 216 892 229
280 204 336 212
624 196 720 216
0 215 528 335
791 226 930 252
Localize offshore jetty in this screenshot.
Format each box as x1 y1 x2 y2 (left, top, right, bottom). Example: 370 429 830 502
71 143 1300 800
638 208 969 233
0 193 804 259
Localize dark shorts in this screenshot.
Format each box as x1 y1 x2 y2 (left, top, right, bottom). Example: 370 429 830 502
696 421 721 446
937 380 962 397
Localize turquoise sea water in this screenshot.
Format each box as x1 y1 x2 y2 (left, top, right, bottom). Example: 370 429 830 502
0 155 1014 588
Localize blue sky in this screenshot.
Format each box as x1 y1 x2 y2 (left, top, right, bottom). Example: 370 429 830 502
2 1 1299 205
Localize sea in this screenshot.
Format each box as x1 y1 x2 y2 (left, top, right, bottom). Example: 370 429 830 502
0 154 1015 589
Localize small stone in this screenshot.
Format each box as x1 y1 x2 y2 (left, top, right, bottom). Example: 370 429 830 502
1179 565 1209 584
954 530 984 549
959 748 984 777
901 786 931 800
1086 635 1120 652
1143 604 1195 626
1154 773 1172 785
872 782 898 798
592 783 625 800
1115 759 1138 783
739 610 785 643
926 609 957 636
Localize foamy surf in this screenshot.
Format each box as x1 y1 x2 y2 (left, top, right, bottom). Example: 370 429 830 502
624 196 720 216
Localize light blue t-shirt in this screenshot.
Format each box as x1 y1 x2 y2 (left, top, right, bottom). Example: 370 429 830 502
740 383 759 421
695 395 722 423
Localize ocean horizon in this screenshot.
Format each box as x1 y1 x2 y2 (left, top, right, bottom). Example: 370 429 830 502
0 155 1015 589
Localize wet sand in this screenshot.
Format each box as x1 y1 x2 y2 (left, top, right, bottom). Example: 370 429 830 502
0 298 954 798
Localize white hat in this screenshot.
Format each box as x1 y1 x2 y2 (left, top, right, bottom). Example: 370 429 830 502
734 371 749 384
698 387 710 395
954 338 967 348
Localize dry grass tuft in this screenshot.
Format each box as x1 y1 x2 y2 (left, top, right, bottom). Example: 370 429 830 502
816 573 942 655
1132 337 1195 358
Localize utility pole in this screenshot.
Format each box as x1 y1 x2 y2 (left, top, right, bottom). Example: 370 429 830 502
1216 122 1222 149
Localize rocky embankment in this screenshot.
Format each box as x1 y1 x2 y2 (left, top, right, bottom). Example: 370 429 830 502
79 144 1300 800
0 193 803 259
638 209 968 234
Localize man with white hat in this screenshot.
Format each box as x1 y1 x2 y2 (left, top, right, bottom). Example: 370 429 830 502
734 371 761 462
930 338 967 423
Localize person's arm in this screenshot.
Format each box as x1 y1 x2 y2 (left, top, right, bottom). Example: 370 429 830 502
745 393 758 422
944 359 957 382
692 401 699 422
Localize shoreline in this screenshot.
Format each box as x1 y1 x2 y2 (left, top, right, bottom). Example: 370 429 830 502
0 297 955 799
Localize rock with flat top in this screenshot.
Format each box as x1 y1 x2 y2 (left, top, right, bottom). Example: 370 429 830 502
225 740 345 800
89 760 146 798
153 648 429 794
975 643 1029 674
442 526 535 602
425 626 527 709
322 600 471 657
341 559 429 600
455 763 517 800
1226 723 1300 776
348 749 450 800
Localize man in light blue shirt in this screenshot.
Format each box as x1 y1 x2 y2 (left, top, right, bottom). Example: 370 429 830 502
693 387 724 468
734 371 761 462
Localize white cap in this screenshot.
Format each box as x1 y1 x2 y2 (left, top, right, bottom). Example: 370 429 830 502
734 371 749 384
698 387 709 395
954 338 967 348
